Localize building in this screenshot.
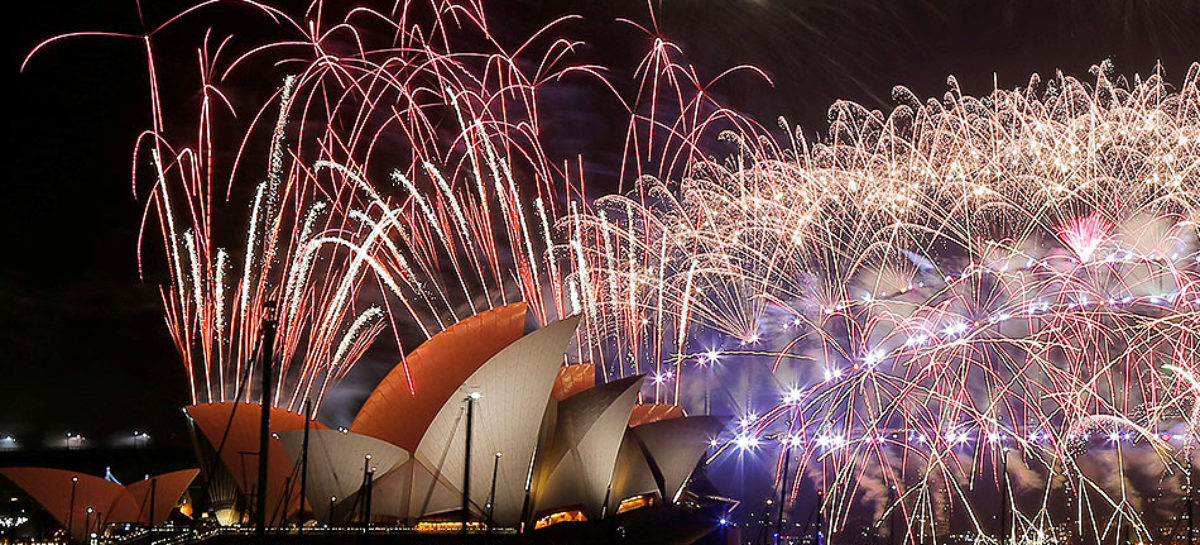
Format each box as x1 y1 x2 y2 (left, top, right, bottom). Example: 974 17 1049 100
181 302 723 534
0 467 197 542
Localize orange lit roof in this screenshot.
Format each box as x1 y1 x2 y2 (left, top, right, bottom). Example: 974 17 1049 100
551 364 595 401
351 302 527 450
0 467 126 541
185 402 324 521
114 469 200 526
628 403 685 427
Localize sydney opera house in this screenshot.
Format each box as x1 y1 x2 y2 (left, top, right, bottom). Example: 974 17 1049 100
1 303 728 544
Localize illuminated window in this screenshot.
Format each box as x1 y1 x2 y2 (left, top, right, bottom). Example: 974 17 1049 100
533 509 587 529
415 521 485 533
616 494 658 514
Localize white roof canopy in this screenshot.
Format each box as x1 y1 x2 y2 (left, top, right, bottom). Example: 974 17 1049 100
276 429 409 521
608 416 723 511
413 315 582 525
532 375 644 519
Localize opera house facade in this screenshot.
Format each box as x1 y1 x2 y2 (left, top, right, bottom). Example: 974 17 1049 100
2 303 726 543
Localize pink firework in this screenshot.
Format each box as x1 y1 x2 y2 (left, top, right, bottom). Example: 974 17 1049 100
1058 213 1113 262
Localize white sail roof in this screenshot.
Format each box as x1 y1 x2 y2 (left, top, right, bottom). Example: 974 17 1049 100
413 315 582 525
369 457 464 522
607 415 723 511
532 375 644 519
275 429 409 521
608 432 659 509
638 416 722 501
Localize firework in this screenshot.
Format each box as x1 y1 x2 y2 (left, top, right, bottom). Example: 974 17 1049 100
571 63 1200 542
28 0 1200 541
25 0 755 413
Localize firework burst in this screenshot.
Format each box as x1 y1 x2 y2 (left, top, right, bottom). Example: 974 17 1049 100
26 1 1200 541
571 62 1200 541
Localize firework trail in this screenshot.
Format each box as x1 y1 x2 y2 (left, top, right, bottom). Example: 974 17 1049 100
571 62 1200 541
24 0 759 413
27 0 1200 541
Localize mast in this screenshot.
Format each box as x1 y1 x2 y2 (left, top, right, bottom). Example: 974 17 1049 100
300 398 311 534
255 301 278 542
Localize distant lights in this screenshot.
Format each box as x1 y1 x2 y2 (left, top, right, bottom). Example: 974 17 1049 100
816 435 845 448
733 435 760 451
942 322 968 337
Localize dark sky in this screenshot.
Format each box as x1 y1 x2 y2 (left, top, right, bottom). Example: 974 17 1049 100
6 0 1200 451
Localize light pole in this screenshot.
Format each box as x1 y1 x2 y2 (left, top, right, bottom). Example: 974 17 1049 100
816 490 824 545
463 391 480 536
84 507 94 544
255 301 278 543
889 485 898 545
1189 443 1195 545
147 478 157 529
487 452 502 534
364 467 375 529
1000 448 1009 545
775 436 793 545
300 399 311 535
67 477 78 540
359 454 373 527
327 496 336 528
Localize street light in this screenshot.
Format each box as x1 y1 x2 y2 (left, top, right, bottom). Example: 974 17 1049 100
360 455 374 526
463 391 481 536
1000 447 1010 545
486 452 501 534
67 477 78 537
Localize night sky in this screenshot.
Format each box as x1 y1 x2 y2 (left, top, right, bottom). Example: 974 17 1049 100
6 0 1200 453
